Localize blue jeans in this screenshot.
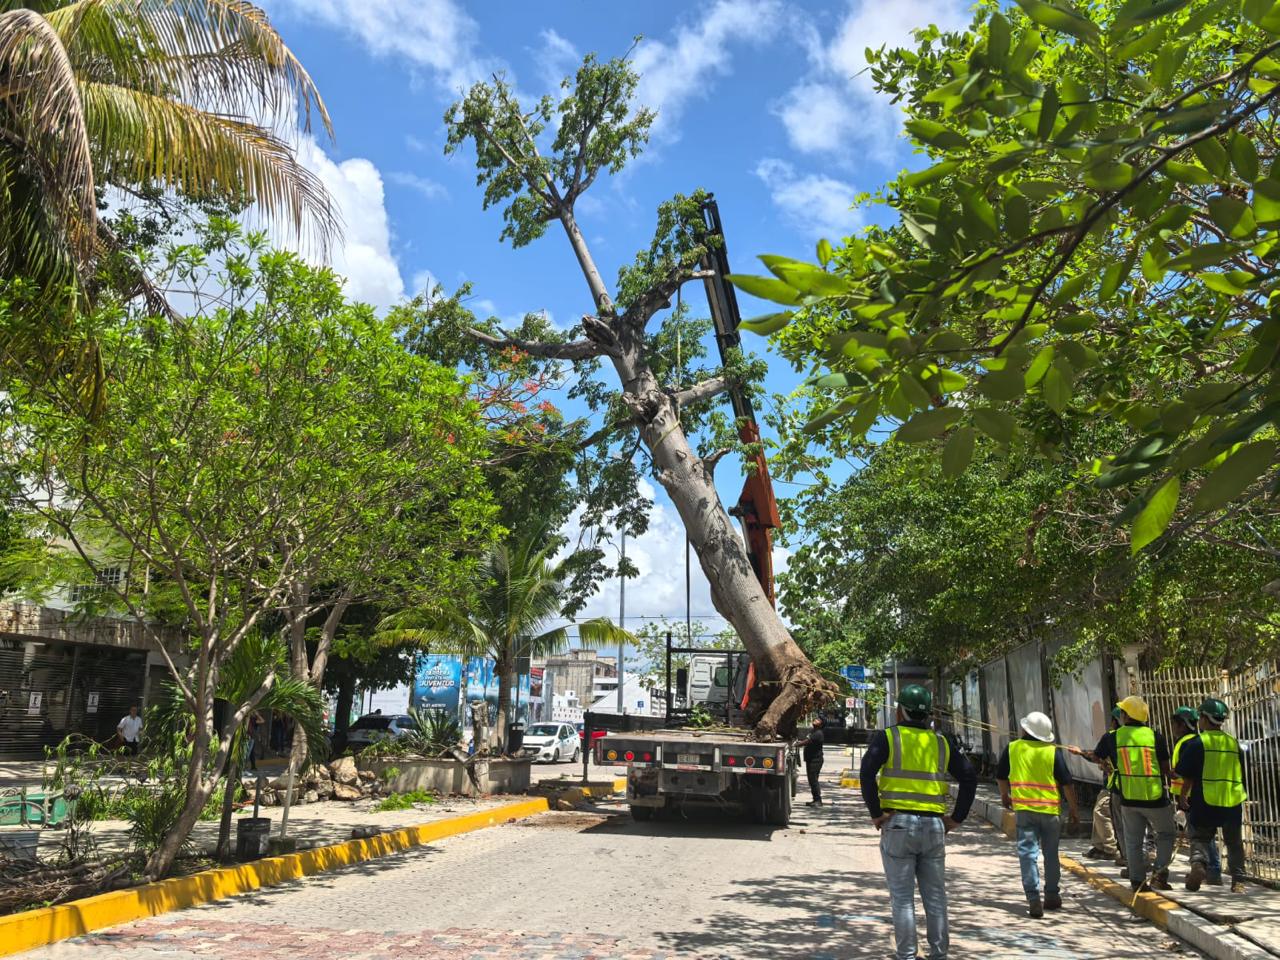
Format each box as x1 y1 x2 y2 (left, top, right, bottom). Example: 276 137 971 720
1014 811 1061 901
880 813 948 960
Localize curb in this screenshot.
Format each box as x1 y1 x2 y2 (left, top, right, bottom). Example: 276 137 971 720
959 788 1276 960
0 780 626 958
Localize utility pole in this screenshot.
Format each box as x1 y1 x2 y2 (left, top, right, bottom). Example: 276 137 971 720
617 527 626 714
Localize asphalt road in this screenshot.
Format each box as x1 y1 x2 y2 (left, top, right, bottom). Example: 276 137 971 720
20 747 1203 960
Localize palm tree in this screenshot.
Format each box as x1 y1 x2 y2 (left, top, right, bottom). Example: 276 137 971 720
381 537 634 752
0 0 337 394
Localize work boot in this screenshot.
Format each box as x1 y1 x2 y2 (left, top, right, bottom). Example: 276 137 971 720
1185 863 1206 892
1149 870 1171 891
1206 872 1223 886
1120 866 1129 879
1231 879 1247 893
1083 847 1111 860
1028 898 1044 918
1044 892 1062 911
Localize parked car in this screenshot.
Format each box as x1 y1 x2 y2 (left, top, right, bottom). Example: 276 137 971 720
345 713 416 751
576 722 607 747
521 722 580 763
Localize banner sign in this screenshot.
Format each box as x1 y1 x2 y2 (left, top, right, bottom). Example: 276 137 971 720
411 654 531 728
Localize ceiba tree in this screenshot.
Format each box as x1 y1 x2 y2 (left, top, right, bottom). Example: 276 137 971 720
444 52 837 737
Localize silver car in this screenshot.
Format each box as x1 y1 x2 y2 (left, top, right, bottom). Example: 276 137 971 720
345 713 415 750
522 722 580 763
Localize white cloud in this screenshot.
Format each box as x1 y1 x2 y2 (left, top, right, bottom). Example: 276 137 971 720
774 0 970 163
296 138 405 311
387 171 449 202
535 28 580 88
410 269 440 296
265 0 495 94
632 0 783 139
754 158 863 241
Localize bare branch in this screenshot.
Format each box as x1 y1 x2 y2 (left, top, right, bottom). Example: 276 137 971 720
701 448 732 481
622 268 713 327
465 326 605 360
673 376 729 409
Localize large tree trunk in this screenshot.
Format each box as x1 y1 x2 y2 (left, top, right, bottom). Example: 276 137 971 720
612 332 837 739
334 672 356 740
495 652 517 755
146 719 216 879
215 746 240 861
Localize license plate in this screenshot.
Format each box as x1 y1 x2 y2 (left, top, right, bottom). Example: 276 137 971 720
677 753 701 764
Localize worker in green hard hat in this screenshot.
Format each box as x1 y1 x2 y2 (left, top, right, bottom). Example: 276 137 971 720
1175 698 1248 893
861 684 977 960
1171 706 1222 886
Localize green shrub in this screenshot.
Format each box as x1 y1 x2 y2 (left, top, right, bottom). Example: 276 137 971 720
375 789 438 812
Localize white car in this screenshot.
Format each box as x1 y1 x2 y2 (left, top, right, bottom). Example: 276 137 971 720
345 713 415 751
522 722 581 763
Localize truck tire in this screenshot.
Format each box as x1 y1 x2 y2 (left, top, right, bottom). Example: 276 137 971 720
765 775 791 826
631 805 655 822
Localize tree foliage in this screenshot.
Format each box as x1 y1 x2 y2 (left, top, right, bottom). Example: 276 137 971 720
739 0 1280 559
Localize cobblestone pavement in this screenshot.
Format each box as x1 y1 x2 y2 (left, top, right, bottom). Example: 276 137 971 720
19 748 1205 960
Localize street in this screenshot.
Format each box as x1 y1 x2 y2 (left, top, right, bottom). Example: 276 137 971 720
17 748 1202 960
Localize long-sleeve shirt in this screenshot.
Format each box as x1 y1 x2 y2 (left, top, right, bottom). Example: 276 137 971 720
796 727 825 764
860 722 977 821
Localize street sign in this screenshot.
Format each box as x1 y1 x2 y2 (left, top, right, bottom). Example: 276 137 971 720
840 665 868 682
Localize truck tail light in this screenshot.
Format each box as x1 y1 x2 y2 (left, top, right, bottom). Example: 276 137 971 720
726 756 737 766
642 752 653 762
762 757 774 769
744 756 756 768
624 751 635 761
606 750 617 761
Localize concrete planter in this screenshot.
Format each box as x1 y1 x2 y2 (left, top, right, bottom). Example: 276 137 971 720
365 757 531 796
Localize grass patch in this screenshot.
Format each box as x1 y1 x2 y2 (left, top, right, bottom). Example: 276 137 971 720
374 789 438 812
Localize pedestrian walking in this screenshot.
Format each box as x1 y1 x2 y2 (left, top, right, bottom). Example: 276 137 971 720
795 716 826 806
1096 696 1176 891
116 704 143 756
245 711 263 772
1170 706 1222 886
997 711 1080 917
861 685 977 960
1176 698 1249 893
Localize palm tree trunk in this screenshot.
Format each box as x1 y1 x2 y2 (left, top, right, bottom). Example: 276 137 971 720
494 652 513 753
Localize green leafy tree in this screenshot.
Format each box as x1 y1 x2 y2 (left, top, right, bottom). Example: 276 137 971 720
380 535 633 750
737 0 1280 560
4 225 490 878
443 50 837 737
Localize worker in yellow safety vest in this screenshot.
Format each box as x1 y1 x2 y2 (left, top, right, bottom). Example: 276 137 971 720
997 711 1080 918
1171 706 1222 886
1094 695 1176 892
1175 698 1249 893
861 685 977 960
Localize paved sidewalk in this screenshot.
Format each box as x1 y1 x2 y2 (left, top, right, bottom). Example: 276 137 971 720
15 747 1207 959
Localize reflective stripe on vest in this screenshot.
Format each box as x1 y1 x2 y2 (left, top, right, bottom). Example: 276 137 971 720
1008 739 1059 813
878 725 950 813
1199 730 1247 808
1116 724 1163 802
1171 733 1195 795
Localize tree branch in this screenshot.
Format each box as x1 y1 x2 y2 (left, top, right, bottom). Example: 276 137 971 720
623 268 713 328
673 376 729 408
465 326 604 360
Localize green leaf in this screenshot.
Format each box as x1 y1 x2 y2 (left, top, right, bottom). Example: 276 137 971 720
848 398 881 437
1042 361 1072 413
1163 161 1215 185
1037 85 1060 140
1025 344 1055 387
1115 0 1192 26
1083 161 1135 190
1014 0 1102 39
988 12 1012 61
1131 476 1181 554
1191 439 1276 512
739 312 793 335
1055 312 1096 333
1229 132 1260 182
726 274 803 306
905 119 971 151
973 407 1016 444
1052 274 1090 304
813 372 868 390
942 426 976 476
803 397 858 432
1253 178 1280 227
772 262 851 296
977 366 1027 401
816 238 834 266
902 160 961 188
1165 243 1238 271
899 373 936 410
1191 136 1229 176
897 407 963 442
1208 196 1258 238
1198 272 1250 296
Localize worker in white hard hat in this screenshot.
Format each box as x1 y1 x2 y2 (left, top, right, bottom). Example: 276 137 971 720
997 711 1080 917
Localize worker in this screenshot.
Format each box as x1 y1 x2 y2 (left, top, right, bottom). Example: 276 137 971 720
795 716 826 807
997 711 1080 917
1094 695 1176 891
1072 707 1124 863
1171 706 1222 886
1175 698 1248 893
861 685 977 960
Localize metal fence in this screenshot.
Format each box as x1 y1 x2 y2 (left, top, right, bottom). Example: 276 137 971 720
1135 661 1280 883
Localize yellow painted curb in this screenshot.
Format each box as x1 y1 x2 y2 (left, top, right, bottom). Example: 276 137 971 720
1060 854 1179 928
0 783 624 959
548 778 628 804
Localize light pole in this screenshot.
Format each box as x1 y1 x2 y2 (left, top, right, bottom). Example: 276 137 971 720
618 527 626 714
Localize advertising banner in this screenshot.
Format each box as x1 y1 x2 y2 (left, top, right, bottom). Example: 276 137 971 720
412 655 532 729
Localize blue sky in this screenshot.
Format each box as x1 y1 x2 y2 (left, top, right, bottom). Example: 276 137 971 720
258 0 971 636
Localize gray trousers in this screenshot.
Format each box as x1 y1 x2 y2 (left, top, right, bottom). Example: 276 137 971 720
1121 803 1176 885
